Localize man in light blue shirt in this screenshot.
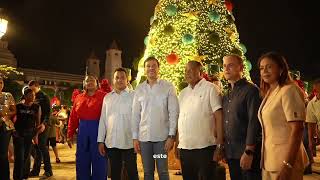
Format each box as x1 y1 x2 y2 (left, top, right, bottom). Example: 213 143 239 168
132 57 179 180
98 68 138 180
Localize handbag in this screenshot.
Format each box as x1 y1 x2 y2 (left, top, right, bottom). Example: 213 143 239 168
0 117 15 131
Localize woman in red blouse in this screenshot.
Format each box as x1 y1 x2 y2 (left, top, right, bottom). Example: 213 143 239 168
67 75 107 180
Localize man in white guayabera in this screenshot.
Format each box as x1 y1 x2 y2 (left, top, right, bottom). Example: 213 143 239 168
132 57 179 180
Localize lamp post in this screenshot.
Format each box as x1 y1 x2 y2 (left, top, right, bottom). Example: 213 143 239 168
0 8 8 39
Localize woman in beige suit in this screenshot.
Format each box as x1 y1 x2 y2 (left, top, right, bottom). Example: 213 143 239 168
258 52 308 180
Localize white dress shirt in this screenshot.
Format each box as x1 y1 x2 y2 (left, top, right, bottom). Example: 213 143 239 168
132 79 179 142
97 88 134 149
306 96 320 124
178 78 222 149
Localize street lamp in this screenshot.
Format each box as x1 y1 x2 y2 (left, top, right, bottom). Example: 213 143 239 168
0 8 8 39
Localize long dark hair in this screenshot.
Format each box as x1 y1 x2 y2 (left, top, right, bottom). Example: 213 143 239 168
258 52 292 96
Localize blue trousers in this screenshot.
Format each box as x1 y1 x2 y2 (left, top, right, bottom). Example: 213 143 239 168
76 120 107 180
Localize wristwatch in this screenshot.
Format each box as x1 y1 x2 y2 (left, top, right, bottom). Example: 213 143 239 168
168 135 175 139
244 149 254 156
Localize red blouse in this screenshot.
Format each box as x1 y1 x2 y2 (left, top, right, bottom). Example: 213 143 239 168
67 90 106 138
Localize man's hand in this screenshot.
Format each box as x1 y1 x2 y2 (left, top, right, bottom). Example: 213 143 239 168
174 142 180 159
36 123 45 134
276 165 292 180
67 137 73 148
98 143 106 156
213 147 224 162
32 135 39 145
240 152 253 170
133 139 141 154
164 138 175 152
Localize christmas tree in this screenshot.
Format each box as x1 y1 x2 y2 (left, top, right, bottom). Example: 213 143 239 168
135 0 252 91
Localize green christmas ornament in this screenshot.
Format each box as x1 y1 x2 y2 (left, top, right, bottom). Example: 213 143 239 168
164 25 175 34
209 32 220 43
144 36 149 46
244 60 252 71
239 43 247 54
182 34 194 44
166 5 178 16
208 11 220 22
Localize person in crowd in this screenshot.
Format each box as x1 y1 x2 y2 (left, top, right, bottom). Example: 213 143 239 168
258 52 309 180
28 80 53 177
0 76 16 180
132 57 179 180
98 68 139 180
175 60 223 180
306 79 320 160
13 88 44 180
67 75 107 180
47 106 61 163
56 105 68 144
222 54 262 180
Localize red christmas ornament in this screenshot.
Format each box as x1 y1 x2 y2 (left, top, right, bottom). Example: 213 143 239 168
225 0 233 12
100 79 112 93
166 52 179 65
50 96 61 107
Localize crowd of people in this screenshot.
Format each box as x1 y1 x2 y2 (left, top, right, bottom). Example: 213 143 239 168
0 51 319 180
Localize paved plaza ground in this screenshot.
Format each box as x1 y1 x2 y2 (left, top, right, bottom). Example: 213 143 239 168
9 143 320 180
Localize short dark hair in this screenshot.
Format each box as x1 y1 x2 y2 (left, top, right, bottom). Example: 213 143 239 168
187 60 203 72
144 56 160 67
28 80 39 87
223 54 243 65
23 88 33 96
114 67 128 76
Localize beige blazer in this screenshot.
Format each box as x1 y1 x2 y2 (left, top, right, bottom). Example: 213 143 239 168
258 83 309 172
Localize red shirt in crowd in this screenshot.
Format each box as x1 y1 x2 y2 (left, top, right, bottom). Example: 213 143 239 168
67 90 106 138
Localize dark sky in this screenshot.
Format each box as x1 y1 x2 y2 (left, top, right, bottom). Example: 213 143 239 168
1 0 318 83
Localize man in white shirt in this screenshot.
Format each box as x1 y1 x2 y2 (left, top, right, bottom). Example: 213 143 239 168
97 68 139 180
306 79 320 157
132 57 179 180
176 61 224 180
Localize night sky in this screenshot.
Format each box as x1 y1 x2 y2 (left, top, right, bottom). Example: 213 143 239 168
1 0 318 84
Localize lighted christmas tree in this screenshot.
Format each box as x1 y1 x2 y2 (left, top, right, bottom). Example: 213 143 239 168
135 0 252 91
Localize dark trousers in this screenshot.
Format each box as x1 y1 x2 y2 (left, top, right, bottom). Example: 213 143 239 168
227 158 261 180
107 148 139 180
0 127 11 180
303 125 313 174
180 146 217 180
31 129 52 174
13 131 33 180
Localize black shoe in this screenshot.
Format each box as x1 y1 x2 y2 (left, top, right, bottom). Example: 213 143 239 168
43 171 53 177
28 171 39 177
56 158 61 163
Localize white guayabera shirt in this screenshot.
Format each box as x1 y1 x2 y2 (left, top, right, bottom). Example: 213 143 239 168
178 79 222 149
132 79 179 142
97 88 134 149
